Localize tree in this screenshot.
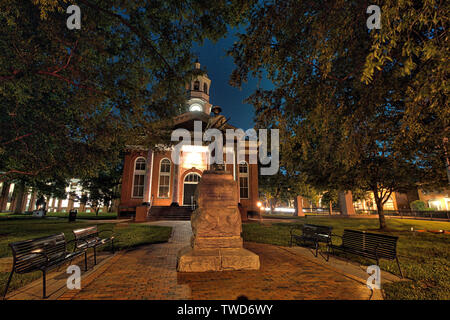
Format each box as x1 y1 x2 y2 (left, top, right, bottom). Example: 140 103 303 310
321 190 338 206
0 0 255 187
228 0 448 229
78 162 123 215
259 168 320 212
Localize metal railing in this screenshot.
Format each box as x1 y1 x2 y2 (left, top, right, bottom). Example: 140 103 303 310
356 209 450 221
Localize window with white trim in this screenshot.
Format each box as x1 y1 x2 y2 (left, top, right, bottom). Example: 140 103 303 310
132 157 146 198
158 159 171 198
184 173 201 183
239 162 249 199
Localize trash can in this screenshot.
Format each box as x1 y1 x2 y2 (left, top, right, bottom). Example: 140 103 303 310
68 209 78 222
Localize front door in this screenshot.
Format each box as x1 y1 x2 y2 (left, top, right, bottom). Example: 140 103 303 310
183 173 201 206
183 184 197 206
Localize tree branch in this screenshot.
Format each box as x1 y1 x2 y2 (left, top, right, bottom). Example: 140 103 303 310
1 133 33 146
78 0 174 74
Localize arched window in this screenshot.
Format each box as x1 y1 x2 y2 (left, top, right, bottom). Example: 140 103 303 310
184 173 201 183
158 158 171 198
193 81 200 91
132 157 146 198
203 83 208 94
239 162 249 199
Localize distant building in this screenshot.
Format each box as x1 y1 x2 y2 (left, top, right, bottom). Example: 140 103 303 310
353 188 450 211
0 180 119 214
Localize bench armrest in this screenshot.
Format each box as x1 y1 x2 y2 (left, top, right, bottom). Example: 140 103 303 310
72 237 90 251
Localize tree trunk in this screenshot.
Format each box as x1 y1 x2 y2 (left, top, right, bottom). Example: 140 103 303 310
375 198 387 229
270 199 275 214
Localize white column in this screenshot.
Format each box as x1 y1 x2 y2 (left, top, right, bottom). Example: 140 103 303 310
143 150 154 203
172 149 180 204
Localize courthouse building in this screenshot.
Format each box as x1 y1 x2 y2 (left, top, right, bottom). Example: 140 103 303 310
118 62 259 220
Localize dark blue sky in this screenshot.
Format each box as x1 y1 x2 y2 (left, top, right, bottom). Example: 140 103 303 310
193 31 272 130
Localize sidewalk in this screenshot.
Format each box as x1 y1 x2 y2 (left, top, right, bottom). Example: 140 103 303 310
5 221 404 300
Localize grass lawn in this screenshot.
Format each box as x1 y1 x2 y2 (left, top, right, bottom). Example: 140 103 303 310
0 219 172 295
242 217 450 300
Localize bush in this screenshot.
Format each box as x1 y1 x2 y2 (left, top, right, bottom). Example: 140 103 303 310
410 200 427 211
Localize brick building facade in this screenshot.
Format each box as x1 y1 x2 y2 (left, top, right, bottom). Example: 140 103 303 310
118 62 259 219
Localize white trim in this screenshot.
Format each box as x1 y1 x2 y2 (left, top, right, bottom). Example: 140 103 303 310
181 172 201 206
143 150 154 203
238 161 249 199
148 152 154 202
132 157 146 198
157 158 171 198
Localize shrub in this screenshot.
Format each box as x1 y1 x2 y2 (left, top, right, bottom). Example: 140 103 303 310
410 200 427 211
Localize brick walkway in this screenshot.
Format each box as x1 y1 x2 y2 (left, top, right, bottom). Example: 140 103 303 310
57 221 375 300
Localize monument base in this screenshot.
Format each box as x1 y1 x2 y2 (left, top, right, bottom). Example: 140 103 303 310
177 246 260 272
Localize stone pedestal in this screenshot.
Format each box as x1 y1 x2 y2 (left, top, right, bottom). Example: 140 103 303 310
177 170 260 272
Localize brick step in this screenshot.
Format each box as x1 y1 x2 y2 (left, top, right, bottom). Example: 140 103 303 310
148 206 193 221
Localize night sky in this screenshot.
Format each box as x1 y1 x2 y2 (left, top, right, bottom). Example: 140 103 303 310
193 29 273 130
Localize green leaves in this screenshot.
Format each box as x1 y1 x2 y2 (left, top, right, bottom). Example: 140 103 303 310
0 0 253 189
229 0 448 228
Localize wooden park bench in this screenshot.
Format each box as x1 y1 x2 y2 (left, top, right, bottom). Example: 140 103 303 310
73 226 115 266
3 233 87 299
329 229 403 278
289 224 333 261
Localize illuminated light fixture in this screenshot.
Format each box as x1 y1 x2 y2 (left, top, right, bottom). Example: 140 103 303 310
180 145 208 170
257 201 262 207
189 103 202 112
181 145 208 153
182 152 204 169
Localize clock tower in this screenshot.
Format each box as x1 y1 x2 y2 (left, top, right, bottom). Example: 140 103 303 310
186 62 212 114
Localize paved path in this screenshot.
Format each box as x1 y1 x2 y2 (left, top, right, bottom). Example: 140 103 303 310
56 221 384 300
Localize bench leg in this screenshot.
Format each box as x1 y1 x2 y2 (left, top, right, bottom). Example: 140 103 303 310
314 242 319 257
94 247 97 265
325 243 331 262
396 256 404 278
2 269 14 299
111 239 114 254
84 251 88 271
42 270 46 299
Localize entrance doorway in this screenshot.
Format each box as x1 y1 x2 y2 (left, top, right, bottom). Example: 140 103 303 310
183 173 201 206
